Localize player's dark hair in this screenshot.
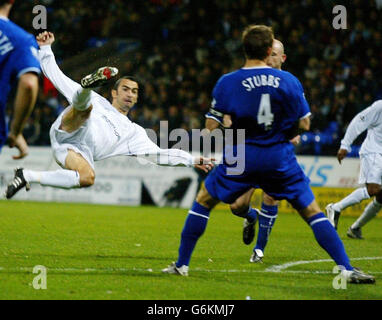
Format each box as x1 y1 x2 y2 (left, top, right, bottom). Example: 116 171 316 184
0 0 14 6
242 25 274 60
113 76 140 91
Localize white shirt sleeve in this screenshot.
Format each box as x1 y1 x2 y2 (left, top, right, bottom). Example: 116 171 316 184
341 101 382 151
137 145 195 167
128 124 196 167
153 148 196 167
38 45 81 104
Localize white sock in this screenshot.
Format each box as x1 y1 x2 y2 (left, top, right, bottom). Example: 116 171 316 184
24 169 80 189
72 87 92 111
352 198 382 229
332 187 370 211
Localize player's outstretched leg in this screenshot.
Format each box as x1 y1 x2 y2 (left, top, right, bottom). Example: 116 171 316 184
5 151 95 199
163 185 219 276
346 226 364 239
302 200 375 284
5 167 81 199
325 203 341 230
229 189 257 245
60 66 119 134
162 201 211 277
5 168 30 199
326 187 371 229
251 194 279 263
242 209 258 245
347 198 382 239
232 206 258 245
251 205 278 263
81 66 119 89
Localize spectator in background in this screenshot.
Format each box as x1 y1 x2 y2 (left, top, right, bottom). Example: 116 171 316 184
7 0 382 157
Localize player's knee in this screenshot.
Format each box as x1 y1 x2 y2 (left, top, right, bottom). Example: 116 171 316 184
230 202 249 218
231 207 249 218
196 186 218 209
77 106 93 119
366 184 381 197
263 193 278 206
79 170 95 187
298 200 321 221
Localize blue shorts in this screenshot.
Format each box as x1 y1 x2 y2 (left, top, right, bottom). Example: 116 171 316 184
205 143 314 211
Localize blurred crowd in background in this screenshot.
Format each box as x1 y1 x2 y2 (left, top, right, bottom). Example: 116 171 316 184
7 0 382 155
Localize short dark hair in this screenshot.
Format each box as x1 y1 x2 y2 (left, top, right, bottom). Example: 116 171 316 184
113 76 140 91
242 25 274 60
0 0 14 6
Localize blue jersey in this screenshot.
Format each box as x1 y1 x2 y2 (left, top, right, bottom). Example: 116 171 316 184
205 66 315 209
206 66 310 146
0 17 41 148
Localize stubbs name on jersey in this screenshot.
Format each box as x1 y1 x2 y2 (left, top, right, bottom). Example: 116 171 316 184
242 74 281 92
0 30 14 55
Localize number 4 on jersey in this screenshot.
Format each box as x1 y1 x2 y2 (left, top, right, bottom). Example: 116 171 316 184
257 94 274 130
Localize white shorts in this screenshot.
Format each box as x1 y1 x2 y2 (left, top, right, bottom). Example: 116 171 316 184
49 117 95 169
359 153 382 185
49 110 161 170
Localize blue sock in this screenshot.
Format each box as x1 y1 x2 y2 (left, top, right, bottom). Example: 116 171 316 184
176 202 211 267
308 213 353 271
246 207 258 223
255 203 278 253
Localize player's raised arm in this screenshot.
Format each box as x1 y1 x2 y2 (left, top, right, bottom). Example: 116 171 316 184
131 125 214 173
140 144 214 173
37 31 82 104
338 101 382 163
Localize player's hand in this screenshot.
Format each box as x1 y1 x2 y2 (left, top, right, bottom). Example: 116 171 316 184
223 115 232 128
337 149 348 164
8 133 29 160
194 157 215 173
36 31 55 47
290 135 301 146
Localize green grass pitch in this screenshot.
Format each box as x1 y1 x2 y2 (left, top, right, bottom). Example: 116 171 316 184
0 200 381 300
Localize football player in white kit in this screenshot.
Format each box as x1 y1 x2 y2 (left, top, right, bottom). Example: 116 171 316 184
5 32 214 199
326 100 382 239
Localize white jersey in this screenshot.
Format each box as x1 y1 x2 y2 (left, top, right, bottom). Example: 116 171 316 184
340 100 382 155
38 45 195 168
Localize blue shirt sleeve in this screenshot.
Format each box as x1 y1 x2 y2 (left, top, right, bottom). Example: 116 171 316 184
11 37 41 79
287 74 311 120
205 76 228 124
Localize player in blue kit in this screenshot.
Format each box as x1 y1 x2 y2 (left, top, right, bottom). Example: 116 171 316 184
0 0 40 159
222 39 293 263
163 25 375 284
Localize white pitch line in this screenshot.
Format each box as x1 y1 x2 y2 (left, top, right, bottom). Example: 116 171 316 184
0 257 381 275
266 256 382 272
